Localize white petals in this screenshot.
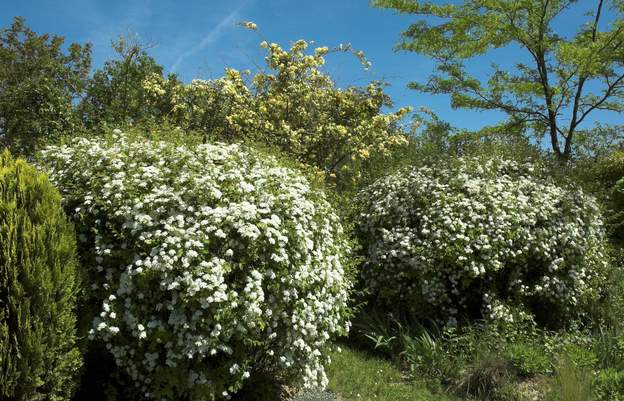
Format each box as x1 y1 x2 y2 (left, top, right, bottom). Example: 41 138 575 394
357 157 606 325
39 133 351 400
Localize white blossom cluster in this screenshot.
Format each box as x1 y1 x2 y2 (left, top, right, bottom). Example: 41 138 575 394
356 158 607 326
39 132 351 400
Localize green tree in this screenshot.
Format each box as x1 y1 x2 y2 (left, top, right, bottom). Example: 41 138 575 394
79 33 177 128
144 39 411 189
374 0 624 160
0 17 91 154
0 150 82 401
575 123 623 159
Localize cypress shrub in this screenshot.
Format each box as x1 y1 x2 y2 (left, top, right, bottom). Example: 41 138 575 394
0 150 82 401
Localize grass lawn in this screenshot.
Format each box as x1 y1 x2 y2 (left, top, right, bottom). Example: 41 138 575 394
326 346 457 401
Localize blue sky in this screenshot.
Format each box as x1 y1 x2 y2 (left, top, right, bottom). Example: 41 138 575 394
1 0 620 132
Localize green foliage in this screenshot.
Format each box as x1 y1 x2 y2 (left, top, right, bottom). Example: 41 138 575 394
594 150 624 188
582 246 624 335
142 38 411 190
567 149 624 218
78 34 179 129
452 352 514 400
0 17 91 154
400 328 447 380
326 346 456 401
357 312 458 386
546 357 593 401
375 0 624 160
574 124 624 160
0 150 82 401
355 307 624 400
410 110 543 164
593 368 624 401
505 342 553 377
562 343 598 370
144 69 252 142
612 173 624 245
593 330 624 371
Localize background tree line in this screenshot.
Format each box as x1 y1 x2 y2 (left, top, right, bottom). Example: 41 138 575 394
1 2 623 189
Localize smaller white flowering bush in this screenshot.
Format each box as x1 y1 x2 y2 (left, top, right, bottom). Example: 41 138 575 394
38 132 351 400
356 157 607 326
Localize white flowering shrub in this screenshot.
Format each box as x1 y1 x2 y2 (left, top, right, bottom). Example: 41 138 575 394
38 133 351 400
356 158 607 326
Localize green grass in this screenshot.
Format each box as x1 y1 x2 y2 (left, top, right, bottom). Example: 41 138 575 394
326 346 456 401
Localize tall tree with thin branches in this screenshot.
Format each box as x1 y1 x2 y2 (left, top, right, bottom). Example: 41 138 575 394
374 0 624 160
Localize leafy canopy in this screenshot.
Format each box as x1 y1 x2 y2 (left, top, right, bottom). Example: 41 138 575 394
79 33 180 129
0 17 91 154
143 38 411 189
375 0 624 159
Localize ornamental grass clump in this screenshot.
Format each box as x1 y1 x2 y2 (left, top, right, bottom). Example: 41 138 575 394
356 157 607 327
0 150 82 401
39 132 351 400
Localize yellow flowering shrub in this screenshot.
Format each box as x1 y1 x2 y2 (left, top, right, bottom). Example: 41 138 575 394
142 39 410 189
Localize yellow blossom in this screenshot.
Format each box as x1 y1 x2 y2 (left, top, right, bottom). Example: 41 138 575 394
240 21 257 30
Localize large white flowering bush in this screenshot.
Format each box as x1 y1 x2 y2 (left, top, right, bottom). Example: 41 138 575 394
356 158 608 326
38 132 351 400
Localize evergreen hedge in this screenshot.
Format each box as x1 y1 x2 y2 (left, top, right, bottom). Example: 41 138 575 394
0 150 82 401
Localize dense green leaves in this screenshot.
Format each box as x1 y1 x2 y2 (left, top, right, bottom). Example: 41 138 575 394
142 39 411 190
79 35 179 129
0 150 82 401
0 17 91 154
